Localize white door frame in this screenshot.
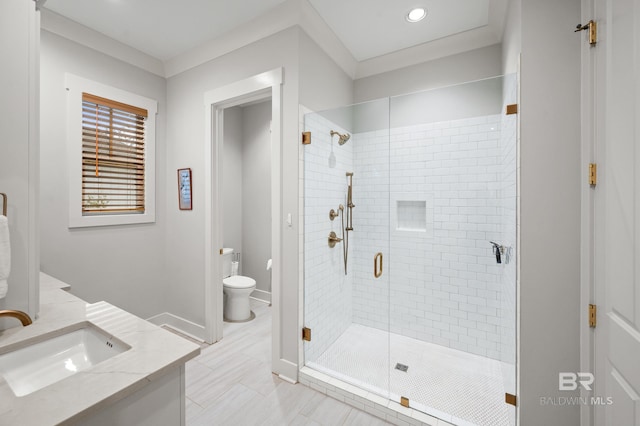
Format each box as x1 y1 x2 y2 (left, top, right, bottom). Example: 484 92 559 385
580 0 601 424
579 0 596 424
203 69 283 360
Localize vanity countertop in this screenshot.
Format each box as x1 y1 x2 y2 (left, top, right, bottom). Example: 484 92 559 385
0 274 201 425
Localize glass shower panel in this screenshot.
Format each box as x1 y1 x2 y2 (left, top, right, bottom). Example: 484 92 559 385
302 98 391 399
387 76 516 426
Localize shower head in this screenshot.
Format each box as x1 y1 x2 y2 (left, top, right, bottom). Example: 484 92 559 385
330 130 351 145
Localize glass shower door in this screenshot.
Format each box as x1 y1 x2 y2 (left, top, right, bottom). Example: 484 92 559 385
387 76 517 426
302 99 391 399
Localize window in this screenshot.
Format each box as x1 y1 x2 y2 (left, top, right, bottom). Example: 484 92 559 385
66 74 157 228
82 93 147 215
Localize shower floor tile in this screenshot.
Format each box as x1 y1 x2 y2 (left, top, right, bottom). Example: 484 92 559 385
309 324 512 426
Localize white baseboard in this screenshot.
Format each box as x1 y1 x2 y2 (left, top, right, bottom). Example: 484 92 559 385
250 288 271 304
275 358 298 383
147 312 206 342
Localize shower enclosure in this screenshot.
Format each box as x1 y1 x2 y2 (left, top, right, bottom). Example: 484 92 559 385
302 75 517 426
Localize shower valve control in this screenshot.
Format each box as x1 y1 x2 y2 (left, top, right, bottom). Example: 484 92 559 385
328 231 343 248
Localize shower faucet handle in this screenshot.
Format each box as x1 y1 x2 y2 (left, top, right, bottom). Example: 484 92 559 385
489 241 503 264
328 231 343 248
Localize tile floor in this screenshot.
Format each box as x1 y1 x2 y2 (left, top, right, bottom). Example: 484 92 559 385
184 300 391 425
309 324 512 426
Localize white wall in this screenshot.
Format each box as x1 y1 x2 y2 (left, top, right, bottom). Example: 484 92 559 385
299 31 354 112
165 28 301 366
0 0 39 327
241 101 272 295
354 44 503 103
222 102 272 297
352 77 505 134
222 107 243 253
39 30 168 319
502 0 522 75
519 0 581 424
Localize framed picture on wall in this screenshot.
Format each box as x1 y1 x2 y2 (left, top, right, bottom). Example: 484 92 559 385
178 168 192 210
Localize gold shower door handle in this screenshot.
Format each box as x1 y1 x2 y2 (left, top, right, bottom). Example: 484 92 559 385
374 252 383 278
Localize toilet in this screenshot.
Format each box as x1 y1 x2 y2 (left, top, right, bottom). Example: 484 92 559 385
221 248 256 322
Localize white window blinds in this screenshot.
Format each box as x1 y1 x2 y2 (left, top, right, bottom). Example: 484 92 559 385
81 92 147 215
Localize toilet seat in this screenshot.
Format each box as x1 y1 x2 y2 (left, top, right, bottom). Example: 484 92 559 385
223 275 256 289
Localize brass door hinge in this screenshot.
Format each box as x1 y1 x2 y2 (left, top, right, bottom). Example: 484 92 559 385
589 163 597 186
302 327 311 341
302 131 311 145
400 397 410 408
506 104 518 115
589 304 597 328
575 20 597 45
505 393 517 406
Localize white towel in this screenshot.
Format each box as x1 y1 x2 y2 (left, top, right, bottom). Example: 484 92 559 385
0 215 10 299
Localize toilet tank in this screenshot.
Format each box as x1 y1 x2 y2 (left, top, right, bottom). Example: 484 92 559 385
221 248 234 278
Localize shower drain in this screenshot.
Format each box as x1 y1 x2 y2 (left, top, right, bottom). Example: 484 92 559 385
395 363 409 372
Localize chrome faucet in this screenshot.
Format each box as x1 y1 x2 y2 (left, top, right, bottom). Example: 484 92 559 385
0 310 33 326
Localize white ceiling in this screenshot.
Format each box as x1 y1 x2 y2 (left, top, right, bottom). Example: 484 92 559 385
43 0 289 61
42 0 507 75
308 0 491 61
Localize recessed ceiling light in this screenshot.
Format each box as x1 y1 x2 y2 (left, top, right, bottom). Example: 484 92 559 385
406 7 427 23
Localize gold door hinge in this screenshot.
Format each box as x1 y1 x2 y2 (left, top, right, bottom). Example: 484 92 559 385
302 131 311 145
575 20 597 45
589 163 597 186
505 393 517 406
506 104 518 115
400 397 410 408
302 327 311 341
589 304 597 328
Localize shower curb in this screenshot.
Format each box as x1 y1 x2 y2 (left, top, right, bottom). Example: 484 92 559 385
298 367 456 426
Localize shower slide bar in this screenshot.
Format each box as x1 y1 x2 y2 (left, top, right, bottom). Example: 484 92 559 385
327 171 354 275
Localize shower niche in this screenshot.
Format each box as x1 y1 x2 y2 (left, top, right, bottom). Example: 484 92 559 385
392 192 433 234
396 200 426 231
302 75 518 426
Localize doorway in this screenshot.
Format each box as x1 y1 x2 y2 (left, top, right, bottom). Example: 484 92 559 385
203 69 283 375
221 99 272 322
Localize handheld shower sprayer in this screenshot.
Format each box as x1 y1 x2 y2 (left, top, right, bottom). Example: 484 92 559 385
327 173 355 275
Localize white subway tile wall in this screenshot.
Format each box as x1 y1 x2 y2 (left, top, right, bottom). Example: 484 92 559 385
303 112 355 364
351 116 506 359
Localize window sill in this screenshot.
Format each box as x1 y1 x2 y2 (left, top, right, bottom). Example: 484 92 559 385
68 212 155 228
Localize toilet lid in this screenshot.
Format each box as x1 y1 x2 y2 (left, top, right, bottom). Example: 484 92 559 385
223 275 256 289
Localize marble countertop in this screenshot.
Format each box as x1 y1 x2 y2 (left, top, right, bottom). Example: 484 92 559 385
0 274 201 425
39 271 72 291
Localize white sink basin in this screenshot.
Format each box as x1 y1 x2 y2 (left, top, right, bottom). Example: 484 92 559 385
0 322 130 396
